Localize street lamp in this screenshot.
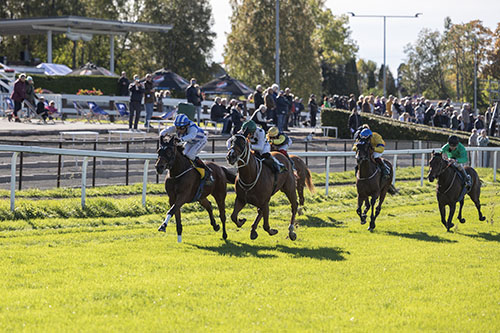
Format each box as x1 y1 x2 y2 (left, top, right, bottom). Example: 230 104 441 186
348 12 422 97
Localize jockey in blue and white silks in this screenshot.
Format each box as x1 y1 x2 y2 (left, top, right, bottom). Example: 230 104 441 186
160 114 213 183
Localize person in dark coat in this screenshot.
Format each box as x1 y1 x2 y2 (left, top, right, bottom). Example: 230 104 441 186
253 85 264 110
210 97 231 133
230 103 245 134
10 73 26 122
118 71 130 96
348 108 362 138
474 115 485 130
276 90 290 132
308 94 318 127
128 75 144 131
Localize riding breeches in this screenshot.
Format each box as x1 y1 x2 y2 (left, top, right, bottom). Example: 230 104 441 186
183 136 207 160
372 152 383 159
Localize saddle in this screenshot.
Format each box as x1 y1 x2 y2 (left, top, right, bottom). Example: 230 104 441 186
190 160 206 179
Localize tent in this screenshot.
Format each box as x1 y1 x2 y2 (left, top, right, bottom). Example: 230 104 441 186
36 63 72 76
150 68 189 91
67 62 117 76
201 74 253 96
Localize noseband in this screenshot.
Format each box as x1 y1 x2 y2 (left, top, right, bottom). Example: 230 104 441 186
229 134 251 168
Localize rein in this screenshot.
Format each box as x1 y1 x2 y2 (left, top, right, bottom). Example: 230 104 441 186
434 159 457 195
438 171 457 194
356 166 379 181
231 135 263 192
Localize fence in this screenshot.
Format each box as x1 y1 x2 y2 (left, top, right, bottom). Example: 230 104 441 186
1 144 499 212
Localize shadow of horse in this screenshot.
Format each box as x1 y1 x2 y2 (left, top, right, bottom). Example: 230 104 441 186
384 231 458 243
297 215 346 228
459 232 500 243
189 240 348 261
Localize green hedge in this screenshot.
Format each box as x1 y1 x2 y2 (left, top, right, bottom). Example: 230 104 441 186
321 108 500 146
31 74 119 95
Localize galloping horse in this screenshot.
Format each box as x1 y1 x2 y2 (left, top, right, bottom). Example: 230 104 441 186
155 136 236 242
290 155 315 206
428 151 485 231
226 134 299 240
355 140 394 231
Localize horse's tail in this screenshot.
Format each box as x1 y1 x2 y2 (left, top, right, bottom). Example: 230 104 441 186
222 167 237 184
304 166 316 194
388 184 398 195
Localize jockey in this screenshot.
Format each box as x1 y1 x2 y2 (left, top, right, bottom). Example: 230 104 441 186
353 125 390 179
160 114 213 184
266 126 295 171
441 135 472 190
240 120 286 173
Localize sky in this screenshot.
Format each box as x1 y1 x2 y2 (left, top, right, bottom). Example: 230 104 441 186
208 0 500 73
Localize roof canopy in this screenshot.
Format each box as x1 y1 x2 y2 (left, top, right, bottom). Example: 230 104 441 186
0 16 172 36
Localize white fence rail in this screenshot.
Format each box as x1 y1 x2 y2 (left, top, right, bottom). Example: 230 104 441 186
1 144 499 211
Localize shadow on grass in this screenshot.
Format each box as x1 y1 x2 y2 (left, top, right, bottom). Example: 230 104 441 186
384 231 458 243
190 240 348 261
459 232 500 242
297 215 346 228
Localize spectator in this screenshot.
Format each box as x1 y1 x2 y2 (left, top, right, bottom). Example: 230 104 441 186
230 103 245 134
386 95 394 118
474 115 485 130
155 91 164 114
143 73 155 129
415 98 426 124
284 88 293 130
264 87 276 123
186 78 202 124
24 76 37 107
292 97 304 127
10 73 26 122
356 95 364 112
251 105 271 131
44 100 58 120
254 85 264 110
399 112 410 122
118 71 130 96
308 94 318 128
461 103 472 132
362 96 371 113
35 96 48 122
323 96 331 108
404 98 415 121
478 129 490 167
433 109 444 128
348 108 362 138
391 98 402 120
450 111 460 130
128 74 144 131
276 90 289 132
210 97 231 134
348 94 357 111
469 128 479 164
424 100 435 126
457 115 465 131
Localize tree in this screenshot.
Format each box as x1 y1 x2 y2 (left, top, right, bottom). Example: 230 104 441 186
357 58 377 93
224 0 321 99
483 23 500 80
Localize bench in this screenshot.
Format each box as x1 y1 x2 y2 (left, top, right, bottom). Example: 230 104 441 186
321 126 338 138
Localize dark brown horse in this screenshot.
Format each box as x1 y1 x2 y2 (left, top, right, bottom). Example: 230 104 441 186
428 151 485 231
155 136 236 242
290 155 316 206
355 140 394 231
226 134 299 240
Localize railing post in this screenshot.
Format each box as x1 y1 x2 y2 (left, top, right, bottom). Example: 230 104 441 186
126 142 130 186
494 151 498 182
92 142 97 187
142 160 149 207
392 155 397 186
343 141 347 172
325 156 330 196
57 141 62 188
18 142 23 190
156 140 160 184
471 148 476 168
305 141 308 166
81 157 88 209
419 141 424 186
10 152 18 212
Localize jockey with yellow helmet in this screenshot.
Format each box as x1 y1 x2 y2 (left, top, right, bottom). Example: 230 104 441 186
267 126 292 158
352 124 390 179
160 113 213 183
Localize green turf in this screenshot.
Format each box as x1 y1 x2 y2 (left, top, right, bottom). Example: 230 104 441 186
0 169 499 331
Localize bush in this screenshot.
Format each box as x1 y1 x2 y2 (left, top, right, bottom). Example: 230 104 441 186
31 74 119 95
321 108 500 146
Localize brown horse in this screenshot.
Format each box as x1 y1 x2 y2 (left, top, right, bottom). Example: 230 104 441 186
428 151 485 231
355 140 394 231
290 155 316 206
155 136 236 242
226 134 299 240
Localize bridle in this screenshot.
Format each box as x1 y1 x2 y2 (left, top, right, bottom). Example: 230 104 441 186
228 134 263 192
157 141 193 179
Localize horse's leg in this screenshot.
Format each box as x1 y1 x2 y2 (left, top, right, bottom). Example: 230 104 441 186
283 185 299 241
158 195 176 232
297 178 305 207
374 188 388 219
438 201 447 229
213 193 228 240
261 203 279 237
199 198 219 232
250 208 263 240
446 202 456 232
356 194 367 225
368 195 378 232
175 209 183 243
363 197 370 218
457 199 466 223
231 195 247 227
469 189 486 221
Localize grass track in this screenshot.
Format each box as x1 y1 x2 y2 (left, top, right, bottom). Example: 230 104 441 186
1 168 499 331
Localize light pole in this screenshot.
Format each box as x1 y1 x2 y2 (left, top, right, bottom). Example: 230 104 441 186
348 12 422 97
275 0 280 87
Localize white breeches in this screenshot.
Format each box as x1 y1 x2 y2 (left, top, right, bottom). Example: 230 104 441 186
372 152 383 159
183 136 207 160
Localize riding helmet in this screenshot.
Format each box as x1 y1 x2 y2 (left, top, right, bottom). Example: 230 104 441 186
360 128 373 139
242 120 257 134
448 135 459 146
268 126 279 137
174 114 190 127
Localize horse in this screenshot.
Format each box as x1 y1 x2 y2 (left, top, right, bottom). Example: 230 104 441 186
226 134 299 240
428 151 486 231
155 136 236 242
355 140 394 231
290 155 316 206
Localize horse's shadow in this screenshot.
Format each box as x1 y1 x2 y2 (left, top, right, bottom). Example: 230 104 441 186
297 215 346 228
189 240 348 261
459 232 500 243
384 231 458 243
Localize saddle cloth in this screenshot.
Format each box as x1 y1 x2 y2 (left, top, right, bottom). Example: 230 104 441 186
189 160 205 179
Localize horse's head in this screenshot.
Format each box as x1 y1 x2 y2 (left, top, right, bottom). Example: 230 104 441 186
226 134 248 166
355 140 372 164
155 135 179 174
428 150 447 182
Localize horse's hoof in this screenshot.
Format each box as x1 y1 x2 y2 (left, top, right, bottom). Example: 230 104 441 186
367 227 374 232
157 224 166 232
297 207 304 216
268 229 278 236
222 232 228 240
235 218 246 228
360 218 366 225
213 224 220 232
479 216 486 222
250 230 258 240
368 224 375 232
289 231 297 241
459 218 466 223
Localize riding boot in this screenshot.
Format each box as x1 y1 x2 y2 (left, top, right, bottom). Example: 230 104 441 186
375 158 390 179
456 164 472 191
194 157 214 185
271 155 287 173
